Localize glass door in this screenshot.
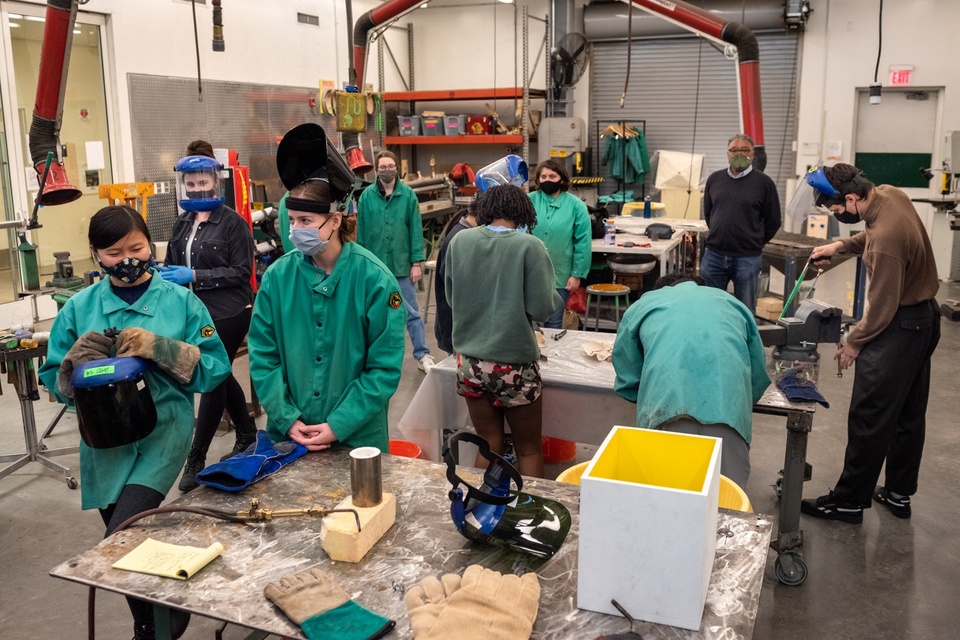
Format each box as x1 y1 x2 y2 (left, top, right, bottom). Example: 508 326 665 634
0 4 113 302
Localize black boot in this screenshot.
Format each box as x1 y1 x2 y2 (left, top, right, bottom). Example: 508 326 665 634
220 420 259 461
177 444 207 492
132 622 155 640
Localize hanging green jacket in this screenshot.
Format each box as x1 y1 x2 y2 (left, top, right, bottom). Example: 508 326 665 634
612 281 770 444
529 190 594 287
38 273 231 510
603 130 650 183
356 180 425 276
248 243 405 451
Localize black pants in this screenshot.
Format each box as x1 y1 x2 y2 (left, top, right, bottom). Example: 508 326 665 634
194 308 252 452
100 484 165 626
834 300 941 507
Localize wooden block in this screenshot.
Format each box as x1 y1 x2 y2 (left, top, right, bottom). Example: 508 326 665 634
321 492 396 563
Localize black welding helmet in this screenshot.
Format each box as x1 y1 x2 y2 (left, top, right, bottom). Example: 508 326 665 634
276 123 356 207
71 357 157 449
443 432 572 558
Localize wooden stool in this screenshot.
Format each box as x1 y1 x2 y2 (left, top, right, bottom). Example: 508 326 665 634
585 283 631 331
421 260 438 323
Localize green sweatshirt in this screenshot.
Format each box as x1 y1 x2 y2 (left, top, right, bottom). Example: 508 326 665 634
445 227 562 363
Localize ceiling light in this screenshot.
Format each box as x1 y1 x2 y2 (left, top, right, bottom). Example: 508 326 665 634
24 15 45 22
73 29 81 34
8 13 23 19
9 22 20 28
497 0 514 4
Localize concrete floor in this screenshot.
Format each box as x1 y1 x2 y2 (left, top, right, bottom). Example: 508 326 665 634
1 261 958 639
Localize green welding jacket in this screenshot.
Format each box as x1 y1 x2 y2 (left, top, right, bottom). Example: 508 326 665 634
248 243 405 451
612 281 770 444
277 192 295 254
356 180 426 277
38 273 231 510
529 190 594 287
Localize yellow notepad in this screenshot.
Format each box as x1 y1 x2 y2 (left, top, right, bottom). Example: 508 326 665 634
112 538 224 580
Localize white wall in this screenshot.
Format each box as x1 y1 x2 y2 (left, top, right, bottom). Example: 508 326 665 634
794 0 960 277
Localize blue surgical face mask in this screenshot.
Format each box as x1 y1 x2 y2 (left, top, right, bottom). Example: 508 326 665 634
289 216 334 256
517 225 529 233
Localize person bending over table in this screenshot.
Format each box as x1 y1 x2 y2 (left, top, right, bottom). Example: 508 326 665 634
248 159 405 452
612 274 770 488
445 184 562 478
39 206 231 640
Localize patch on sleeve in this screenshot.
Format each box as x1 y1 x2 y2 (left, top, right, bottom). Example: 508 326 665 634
200 324 216 338
388 291 403 309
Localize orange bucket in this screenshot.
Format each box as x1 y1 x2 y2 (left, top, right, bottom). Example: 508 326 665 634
541 436 577 463
389 439 423 459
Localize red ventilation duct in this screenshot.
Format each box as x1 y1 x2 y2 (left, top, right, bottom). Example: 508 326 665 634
351 0 426 89
29 0 82 206
626 0 767 170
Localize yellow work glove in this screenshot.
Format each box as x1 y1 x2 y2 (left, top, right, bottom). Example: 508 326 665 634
404 565 540 640
115 327 200 384
58 331 115 398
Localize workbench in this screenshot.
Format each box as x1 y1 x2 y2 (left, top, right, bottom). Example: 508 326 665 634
50 448 772 639
398 328 817 585
0 344 77 488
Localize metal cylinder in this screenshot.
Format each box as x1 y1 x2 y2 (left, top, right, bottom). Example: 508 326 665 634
350 447 382 507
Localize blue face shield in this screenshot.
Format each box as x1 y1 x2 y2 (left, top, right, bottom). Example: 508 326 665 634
475 155 529 192
174 155 226 212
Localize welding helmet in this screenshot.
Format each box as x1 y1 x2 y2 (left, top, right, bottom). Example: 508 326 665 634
443 432 571 558
785 165 841 221
174 155 225 212
474 155 529 192
276 123 357 210
71 357 157 449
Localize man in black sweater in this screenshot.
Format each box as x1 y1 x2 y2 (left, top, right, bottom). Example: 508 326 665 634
700 134 781 312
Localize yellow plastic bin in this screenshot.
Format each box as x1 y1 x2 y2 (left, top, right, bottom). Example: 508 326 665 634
556 460 753 513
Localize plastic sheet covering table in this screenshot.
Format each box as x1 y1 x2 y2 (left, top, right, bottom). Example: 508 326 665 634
398 329 636 462
50 448 772 639
398 328 819 585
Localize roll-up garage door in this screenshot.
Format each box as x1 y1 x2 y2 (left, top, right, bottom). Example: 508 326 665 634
589 31 799 210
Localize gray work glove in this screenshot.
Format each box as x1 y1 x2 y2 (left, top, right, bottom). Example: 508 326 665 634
115 327 200 384
264 568 393 640
404 565 541 640
58 331 114 398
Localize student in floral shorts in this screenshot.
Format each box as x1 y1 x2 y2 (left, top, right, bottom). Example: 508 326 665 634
444 184 562 477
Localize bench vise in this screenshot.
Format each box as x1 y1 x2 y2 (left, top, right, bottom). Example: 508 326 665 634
758 299 843 363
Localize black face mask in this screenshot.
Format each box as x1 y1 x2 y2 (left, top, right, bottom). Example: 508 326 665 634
834 211 860 224
833 200 861 224
99 257 152 284
539 180 562 195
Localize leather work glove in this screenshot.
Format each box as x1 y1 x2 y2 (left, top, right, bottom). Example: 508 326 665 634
58 331 115 398
158 265 195 286
404 565 540 640
115 327 200 384
264 568 394 640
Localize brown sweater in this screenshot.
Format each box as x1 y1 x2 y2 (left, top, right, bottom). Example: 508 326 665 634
838 185 939 349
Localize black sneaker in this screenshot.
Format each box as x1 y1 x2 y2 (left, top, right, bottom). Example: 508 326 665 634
801 490 863 523
873 487 911 519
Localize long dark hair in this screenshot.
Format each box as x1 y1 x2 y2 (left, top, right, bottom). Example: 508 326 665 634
89 206 152 250
474 184 538 231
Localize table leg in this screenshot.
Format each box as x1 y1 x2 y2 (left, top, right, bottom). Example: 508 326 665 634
772 410 811 585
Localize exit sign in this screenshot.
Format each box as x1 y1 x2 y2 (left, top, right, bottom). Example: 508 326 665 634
888 66 914 86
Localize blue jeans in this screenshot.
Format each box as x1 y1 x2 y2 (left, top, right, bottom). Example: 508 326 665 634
397 276 430 360
544 287 570 329
700 248 762 312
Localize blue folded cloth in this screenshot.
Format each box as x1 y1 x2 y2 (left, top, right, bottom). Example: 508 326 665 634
777 368 830 408
197 430 307 491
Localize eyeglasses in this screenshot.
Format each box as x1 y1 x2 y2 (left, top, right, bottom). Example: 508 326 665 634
378 164 397 170
727 148 754 154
